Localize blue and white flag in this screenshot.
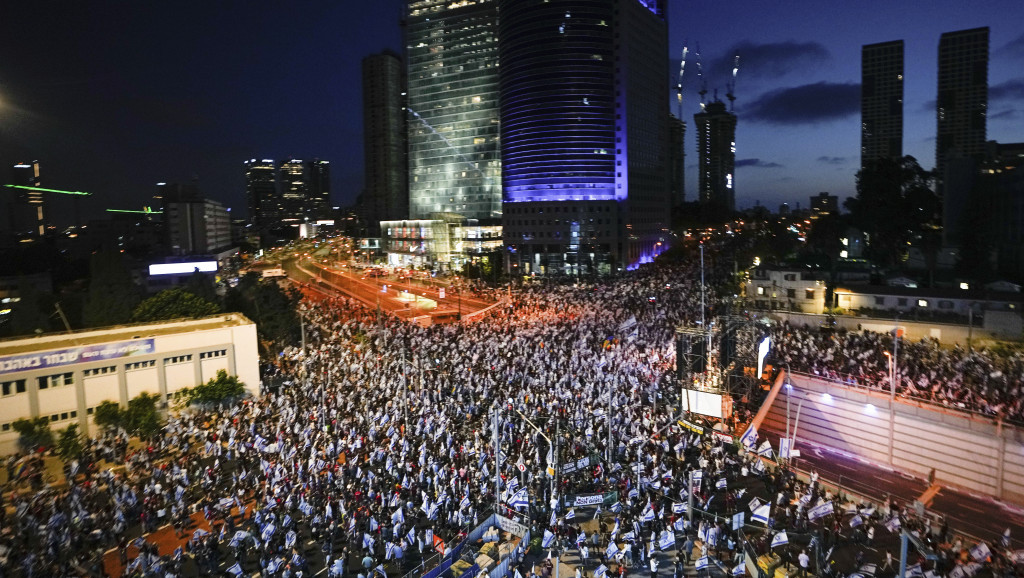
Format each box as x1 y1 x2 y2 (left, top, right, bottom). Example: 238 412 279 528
757 440 773 457
427 502 440 519
673 502 686 514
610 502 623 513
576 531 587 545
807 501 833 522
1003 528 1012 548
622 531 636 542
692 470 703 484
285 530 296 549
628 487 639 500
733 563 746 576
261 523 275 543
658 531 676 550
363 533 375 550
460 495 471 510
673 518 686 532
752 503 771 525
850 515 864 528
565 508 576 520
970 542 991 562
300 502 313 516
509 489 529 510
542 530 555 548
392 509 405 525
884 515 901 533
771 531 788 548
595 564 609 578
605 540 619 559
740 424 758 449
716 478 727 490
752 459 766 474
370 517 380 532
268 558 282 574
696 556 709 570
227 563 243 576
386 542 401 560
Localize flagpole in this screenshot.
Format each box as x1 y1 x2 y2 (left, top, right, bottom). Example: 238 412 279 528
494 408 501 517
512 408 555 506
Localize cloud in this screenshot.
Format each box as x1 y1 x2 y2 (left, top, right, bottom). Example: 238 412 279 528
743 82 860 125
709 41 830 79
736 158 782 168
990 109 1019 120
816 156 846 165
997 32 1024 60
990 78 1024 103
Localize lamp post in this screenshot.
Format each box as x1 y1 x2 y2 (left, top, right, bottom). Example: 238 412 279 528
512 408 556 503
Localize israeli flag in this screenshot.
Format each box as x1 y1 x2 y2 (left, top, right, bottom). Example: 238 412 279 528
543 530 555 548
427 502 440 519
610 502 623 513
407 527 416 545
392 509 405 525
752 459 766 473
733 563 746 576
752 503 771 525
460 495 471 510
596 565 609 578
970 542 991 562
808 501 833 522
565 508 576 520
673 518 686 532
884 515 901 533
261 523 275 542
605 540 619 559
692 469 703 483
363 533 375 550
268 558 282 574
285 530 296 549
716 478 727 490
673 502 686 514
227 563 243 576
850 515 864 528
622 531 636 542
576 531 586 545
386 542 400 560
300 502 313 516
771 531 788 548
641 503 655 522
371 517 380 532
696 556 709 570
757 440 773 457
628 487 639 500
740 424 758 449
658 531 676 550
748 497 763 512
509 489 529 511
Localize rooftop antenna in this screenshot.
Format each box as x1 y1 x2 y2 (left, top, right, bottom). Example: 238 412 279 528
725 53 740 111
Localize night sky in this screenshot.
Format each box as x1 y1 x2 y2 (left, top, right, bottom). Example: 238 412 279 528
0 1 1021 225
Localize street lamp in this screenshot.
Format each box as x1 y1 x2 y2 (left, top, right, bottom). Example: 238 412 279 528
511 408 556 502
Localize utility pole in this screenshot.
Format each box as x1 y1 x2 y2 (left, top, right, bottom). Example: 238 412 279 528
494 408 501 516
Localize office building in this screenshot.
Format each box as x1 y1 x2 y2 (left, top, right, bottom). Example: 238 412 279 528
936 27 989 179
499 0 670 274
278 159 307 225
305 159 331 222
362 50 408 234
861 40 904 169
6 162 45 238
0 314 258 455
159 183 233 256
694 100 737 215
244 159 278 229
405 0 502 221
669 114 686 209
810 192 839 218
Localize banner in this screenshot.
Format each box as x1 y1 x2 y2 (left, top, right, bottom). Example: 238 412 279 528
574 494 604 507
0 338 155 375
679 419 705 435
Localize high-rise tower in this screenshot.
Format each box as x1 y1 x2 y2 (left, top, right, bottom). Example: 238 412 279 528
305 159 331 221
498 0 670 274
278 159 307 224
244 159 278 229
9 162 45 237
694 100 737 215
362 50 408 234
861 40 904 170
936 27 988 179
405 0 501 221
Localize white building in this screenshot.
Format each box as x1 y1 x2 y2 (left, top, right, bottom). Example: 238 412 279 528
0 313 258 455
745 267 827 313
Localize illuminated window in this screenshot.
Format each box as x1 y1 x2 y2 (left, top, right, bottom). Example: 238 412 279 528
917 299 928 307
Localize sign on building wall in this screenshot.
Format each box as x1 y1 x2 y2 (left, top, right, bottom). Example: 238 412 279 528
0 339 156 376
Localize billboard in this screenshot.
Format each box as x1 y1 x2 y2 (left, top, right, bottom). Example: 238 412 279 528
149 261 217 276
0 339 156 376
684 389 725 418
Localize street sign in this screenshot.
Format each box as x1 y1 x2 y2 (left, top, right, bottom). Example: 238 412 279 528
439 288 446 299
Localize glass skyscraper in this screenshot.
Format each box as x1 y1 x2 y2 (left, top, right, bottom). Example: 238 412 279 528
861 40 904 169
405 0 502 221
499 0 670 274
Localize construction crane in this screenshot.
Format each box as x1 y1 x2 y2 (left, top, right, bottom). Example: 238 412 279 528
725 53 740 111
695 44 708 110
676 45 688 120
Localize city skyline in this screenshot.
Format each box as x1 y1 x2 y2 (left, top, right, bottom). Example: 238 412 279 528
0 0 1022 223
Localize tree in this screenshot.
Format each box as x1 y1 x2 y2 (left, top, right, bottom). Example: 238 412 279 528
83 250 141 328
131 287 220 323
845 156 938 268
185 269 220 304
56 423 84 460
175 369 247 408
12 416 53 452
224 273 301 357
124 392 162 439
93 400 124 431
1 278 56 338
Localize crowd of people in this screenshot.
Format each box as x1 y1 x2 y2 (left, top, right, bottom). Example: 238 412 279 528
0 256 1020 578
771 322 1024 422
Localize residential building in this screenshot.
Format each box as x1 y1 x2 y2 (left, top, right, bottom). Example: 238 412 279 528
810 192 839 218
861 40 904 169
695 100 737 215
936 27 988 181
305 159 331 222
159 183 233 256
278 159 307 225
244 159 278 229
6 162 45 238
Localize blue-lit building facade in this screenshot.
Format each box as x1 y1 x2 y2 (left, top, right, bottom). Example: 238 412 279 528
405 0 502 222
498 0 670 274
